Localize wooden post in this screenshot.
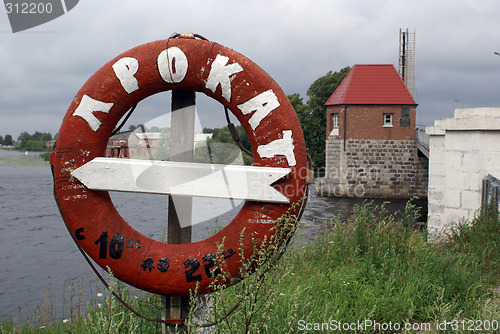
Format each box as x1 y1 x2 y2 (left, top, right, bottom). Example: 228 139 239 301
168 90 195 244
162 90 195 334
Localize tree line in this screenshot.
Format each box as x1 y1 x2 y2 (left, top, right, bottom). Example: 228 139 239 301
0 134 13 146
202 125 253 166
287 66 351 168
0 131 55 151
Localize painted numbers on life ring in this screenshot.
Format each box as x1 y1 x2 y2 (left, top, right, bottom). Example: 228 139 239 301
184 249 235 283
75 226 236 283
140 249 235 283
94 231 125 259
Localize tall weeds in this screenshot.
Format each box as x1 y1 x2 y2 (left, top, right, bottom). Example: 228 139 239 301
444 200 499 283
2 199 499 333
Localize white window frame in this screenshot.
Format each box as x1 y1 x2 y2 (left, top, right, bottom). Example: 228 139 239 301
332 113 339 128
330 113 340 136
383 113 393 128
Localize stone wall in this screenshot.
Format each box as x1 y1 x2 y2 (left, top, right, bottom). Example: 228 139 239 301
316 138 428 199
426 107 500 239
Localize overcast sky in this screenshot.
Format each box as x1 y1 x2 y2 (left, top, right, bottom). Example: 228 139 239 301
1 0 499 139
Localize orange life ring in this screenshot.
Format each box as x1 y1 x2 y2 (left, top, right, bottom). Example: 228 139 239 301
51 35 307 296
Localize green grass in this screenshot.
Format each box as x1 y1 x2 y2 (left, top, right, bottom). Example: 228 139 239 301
268 203 497 331
0 151 49 166
2 200 499 333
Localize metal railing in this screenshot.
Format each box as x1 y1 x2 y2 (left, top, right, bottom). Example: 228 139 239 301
482 174 500 212
415 127 430 158
416 128 429 148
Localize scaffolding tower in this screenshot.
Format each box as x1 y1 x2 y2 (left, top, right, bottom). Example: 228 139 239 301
398 28 415 97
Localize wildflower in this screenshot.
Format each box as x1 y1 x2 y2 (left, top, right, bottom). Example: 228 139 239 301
96 292 103 298
62 319 70 324
279 293 285 296
98 303 102 309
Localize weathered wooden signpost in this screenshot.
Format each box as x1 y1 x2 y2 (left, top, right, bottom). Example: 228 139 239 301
164 90 195 333
51 33 309 332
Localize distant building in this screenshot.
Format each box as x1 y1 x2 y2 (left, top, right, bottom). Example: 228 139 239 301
106 131 144 158
106 130 213 158
315 64 428 198
45 140 56 150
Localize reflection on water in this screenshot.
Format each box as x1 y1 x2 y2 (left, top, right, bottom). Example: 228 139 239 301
0 164 425 320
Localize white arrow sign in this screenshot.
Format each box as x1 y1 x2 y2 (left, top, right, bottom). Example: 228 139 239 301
71 158 291 204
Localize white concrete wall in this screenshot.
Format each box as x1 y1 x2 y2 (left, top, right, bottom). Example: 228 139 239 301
426 107 500 238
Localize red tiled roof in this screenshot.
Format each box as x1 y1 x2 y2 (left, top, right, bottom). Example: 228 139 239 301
325 65 417 106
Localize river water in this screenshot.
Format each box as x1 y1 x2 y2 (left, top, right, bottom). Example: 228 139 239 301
0 150 418 321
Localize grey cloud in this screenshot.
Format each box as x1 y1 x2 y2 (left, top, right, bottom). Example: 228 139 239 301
1 0 499 138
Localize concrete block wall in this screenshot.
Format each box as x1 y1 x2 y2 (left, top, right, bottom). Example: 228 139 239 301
426 107 500 238
316 138 428 198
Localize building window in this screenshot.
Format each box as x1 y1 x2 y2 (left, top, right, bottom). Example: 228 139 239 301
330 113 340 136
383 113 393 127
400 107 410 127
332 113 339 128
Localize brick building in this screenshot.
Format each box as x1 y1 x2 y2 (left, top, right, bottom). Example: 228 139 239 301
106 130 213 159
315 64 428 198
106 131 155 158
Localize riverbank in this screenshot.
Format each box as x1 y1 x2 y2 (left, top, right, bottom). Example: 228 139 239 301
1 200 498 333
0 149 49 167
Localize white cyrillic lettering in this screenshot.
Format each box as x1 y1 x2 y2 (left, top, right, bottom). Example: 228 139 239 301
257 130 296 166
237 90 280 130
205 54 243 102
157 47 188 83
73 95 114 132
112 57 139 94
